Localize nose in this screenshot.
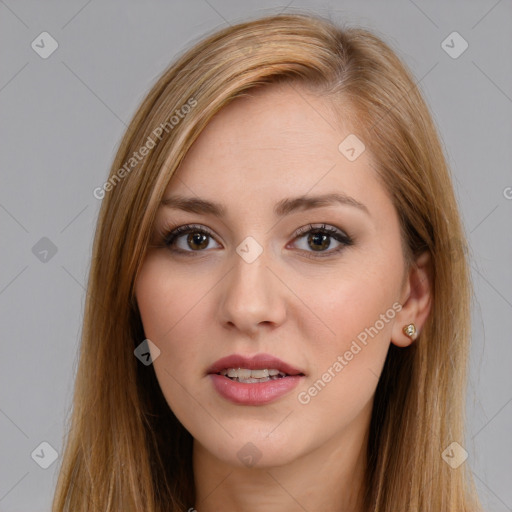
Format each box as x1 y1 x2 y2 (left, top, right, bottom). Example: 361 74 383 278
218 246 287 336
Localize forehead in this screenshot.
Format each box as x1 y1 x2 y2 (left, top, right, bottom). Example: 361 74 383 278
163 83 390 220
177 83 347 178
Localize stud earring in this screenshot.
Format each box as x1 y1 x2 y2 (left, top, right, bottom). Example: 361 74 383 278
403 323 417 340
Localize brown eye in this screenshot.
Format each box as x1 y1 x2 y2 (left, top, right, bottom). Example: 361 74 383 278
307 232 331 251
291 223 354 258
187 232 209 250
163 224 221 254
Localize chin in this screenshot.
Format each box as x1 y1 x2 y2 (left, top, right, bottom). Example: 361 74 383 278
194 424 310 469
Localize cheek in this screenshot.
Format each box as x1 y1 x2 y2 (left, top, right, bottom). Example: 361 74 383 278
291 258 401 412
293 256 401 351
134 256 209 405
135 255 211 343
135 257 213 430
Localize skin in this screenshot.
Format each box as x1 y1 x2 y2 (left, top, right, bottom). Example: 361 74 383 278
135 82 432 512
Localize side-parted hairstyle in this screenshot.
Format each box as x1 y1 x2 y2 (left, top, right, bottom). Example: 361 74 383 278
53 12 482 512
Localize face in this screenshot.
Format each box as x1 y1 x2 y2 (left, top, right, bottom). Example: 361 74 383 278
135 83 415 469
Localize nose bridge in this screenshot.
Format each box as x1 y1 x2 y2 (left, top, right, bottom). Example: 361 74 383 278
232 245 269 292
219 237 285 331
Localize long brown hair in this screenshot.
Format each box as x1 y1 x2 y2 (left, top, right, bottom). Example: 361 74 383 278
53 12 482 511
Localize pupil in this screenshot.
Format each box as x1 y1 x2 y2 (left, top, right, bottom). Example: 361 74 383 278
188 232 208 250
309 232 330 251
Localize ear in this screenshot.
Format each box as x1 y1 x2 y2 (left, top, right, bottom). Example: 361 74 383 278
391 251 432 347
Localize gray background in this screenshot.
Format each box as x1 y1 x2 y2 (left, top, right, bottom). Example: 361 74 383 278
0 1 511 510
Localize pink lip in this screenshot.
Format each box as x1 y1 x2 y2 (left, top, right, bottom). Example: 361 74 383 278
206 353 305 376
206 353 306 406
209 374 303 405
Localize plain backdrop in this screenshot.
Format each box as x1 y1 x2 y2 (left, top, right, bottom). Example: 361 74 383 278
0 1 511 511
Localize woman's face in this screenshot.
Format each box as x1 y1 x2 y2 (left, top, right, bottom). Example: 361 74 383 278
135 83 418 469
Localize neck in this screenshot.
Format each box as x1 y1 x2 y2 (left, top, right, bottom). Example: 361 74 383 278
192 403 371 512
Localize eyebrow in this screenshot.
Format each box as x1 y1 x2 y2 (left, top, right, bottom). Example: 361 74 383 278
160 192 369 217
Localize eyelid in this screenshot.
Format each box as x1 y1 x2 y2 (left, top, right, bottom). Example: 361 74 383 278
162 223 220 248
292 222 349 239
289 223 353 258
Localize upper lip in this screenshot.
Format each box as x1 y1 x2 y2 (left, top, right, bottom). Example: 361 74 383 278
206 353 305 376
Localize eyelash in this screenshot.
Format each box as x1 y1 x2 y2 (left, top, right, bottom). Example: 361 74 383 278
158 222 354 259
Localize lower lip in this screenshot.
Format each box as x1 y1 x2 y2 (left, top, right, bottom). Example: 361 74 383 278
209 374 303 405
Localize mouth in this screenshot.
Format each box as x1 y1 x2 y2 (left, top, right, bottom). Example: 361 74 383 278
216 367 301 383
207 353 306 405
206 353 306 384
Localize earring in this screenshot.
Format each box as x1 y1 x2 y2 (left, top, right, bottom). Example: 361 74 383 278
403 323 417 340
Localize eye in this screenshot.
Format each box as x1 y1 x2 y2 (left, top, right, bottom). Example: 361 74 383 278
162 224 221 255
158 222 353 258
290 223 353 258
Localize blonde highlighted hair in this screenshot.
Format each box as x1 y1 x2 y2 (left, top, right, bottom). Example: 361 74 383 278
53 12 482 512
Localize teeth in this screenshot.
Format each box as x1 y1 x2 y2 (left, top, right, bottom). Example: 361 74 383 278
251 369 269 378
240 377 271 383
219 368 287 381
